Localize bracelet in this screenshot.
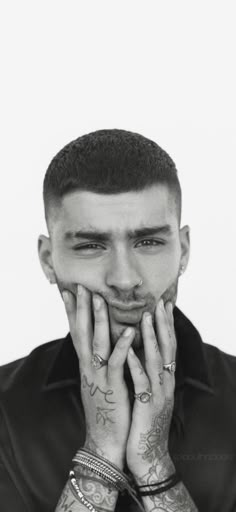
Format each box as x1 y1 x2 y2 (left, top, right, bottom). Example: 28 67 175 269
72 448 145 512
138 471 181 496
74 448 128 481
73 456 126 492
138 471 177 489
73 448 131 492
69 470 98 512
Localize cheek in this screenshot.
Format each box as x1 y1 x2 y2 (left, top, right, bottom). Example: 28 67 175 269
52 251 99 290
146 252 180 289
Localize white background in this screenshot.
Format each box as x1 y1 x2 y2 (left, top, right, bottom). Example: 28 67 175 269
0 1 235 365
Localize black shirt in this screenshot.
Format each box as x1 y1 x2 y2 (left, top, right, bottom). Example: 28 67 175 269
0 307 236 511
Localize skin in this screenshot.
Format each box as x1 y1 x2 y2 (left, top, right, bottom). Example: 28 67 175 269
38 184 197 511
38 184 190 353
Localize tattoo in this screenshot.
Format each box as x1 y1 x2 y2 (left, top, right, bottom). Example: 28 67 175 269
138 399 173 465
154 341 159 353
135 398 197 511
141 481 198 511
77 472 118 511
158 372 164 385
138 363 144 375
82 374 116 404
96 406 115 425
74 466 113 490
56 484 77 511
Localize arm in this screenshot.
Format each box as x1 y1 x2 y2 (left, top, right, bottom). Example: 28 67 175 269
140 483 197 512
56 284 135 511
56 457 197 512
56 286 197 512
55 473 118 512
126 301 198 511
134 453 197 512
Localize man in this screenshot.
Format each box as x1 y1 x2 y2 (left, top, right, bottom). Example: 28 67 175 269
0 130 235 512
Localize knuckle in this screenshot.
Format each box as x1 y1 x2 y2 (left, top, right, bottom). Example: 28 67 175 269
92 339 102 352
76 324 86 339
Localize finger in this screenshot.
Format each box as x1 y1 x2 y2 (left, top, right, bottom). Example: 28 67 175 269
107 327 135 383
165 301 177 355
92 294 111 361
155 299 176 395
126 347 151 396
63 284 93 363
141 311 163 389
155 299 176 364
75 284 93 362
62 290 77 341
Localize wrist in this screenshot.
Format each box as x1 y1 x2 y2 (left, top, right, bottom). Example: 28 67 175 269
131 453 175 484
83 441 125 470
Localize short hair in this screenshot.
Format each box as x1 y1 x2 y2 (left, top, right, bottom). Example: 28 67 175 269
43 129 182 229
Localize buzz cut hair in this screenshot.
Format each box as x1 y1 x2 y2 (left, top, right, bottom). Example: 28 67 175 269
43 129 182 229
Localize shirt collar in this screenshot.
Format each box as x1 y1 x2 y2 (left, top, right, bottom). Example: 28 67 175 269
43 306 214 394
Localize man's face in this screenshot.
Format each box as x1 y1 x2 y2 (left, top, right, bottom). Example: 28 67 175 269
39 184 189 351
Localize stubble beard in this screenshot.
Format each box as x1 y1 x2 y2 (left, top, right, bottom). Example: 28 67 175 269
55 273 179 353
109 278 179 352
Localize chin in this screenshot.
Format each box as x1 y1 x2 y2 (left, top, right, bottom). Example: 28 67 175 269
111 324 143 351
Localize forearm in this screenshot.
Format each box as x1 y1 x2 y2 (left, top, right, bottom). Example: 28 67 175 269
55 470 118 512
139 481 198 512
55 480 86 512
134 457 198 512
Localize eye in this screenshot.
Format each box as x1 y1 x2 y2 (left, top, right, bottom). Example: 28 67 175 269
73 243 105 252
136 239 164 248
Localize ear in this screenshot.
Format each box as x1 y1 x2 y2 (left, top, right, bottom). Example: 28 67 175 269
179 225 190 276
38 234 56 284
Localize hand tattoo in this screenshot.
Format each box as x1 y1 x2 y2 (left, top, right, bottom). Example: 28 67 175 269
82 374 116 404
96 407 115 425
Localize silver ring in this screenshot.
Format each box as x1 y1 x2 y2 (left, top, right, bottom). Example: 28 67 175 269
134 391 152 403
91 353 108 370
163 361 176 375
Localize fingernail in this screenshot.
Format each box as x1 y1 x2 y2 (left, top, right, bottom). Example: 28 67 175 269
62 291 69 304
124 327 133 337
93 295 102 311
128 347 134 356
159 298 164 310
77 284 83 296
144 312 152 325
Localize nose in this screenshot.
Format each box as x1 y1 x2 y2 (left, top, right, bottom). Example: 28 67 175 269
105 249 142 291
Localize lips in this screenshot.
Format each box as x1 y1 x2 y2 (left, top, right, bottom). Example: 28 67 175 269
109 305 146 324
108 299 146 311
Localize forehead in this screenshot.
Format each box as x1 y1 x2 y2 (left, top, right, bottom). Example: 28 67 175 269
53 185 178 237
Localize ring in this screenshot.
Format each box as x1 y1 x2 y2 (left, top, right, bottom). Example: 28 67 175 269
133 391 152 403
91 353 108 370
163 361 176 375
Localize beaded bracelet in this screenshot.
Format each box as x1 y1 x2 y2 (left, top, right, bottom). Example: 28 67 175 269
69 470 98 512
72 448 145 512
73 448 132 492
137 471 181 496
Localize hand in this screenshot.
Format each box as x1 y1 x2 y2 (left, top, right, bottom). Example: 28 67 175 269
126 299 176 483
62 284 136 469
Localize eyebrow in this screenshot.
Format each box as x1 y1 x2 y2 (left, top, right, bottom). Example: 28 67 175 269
64 225 172 242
